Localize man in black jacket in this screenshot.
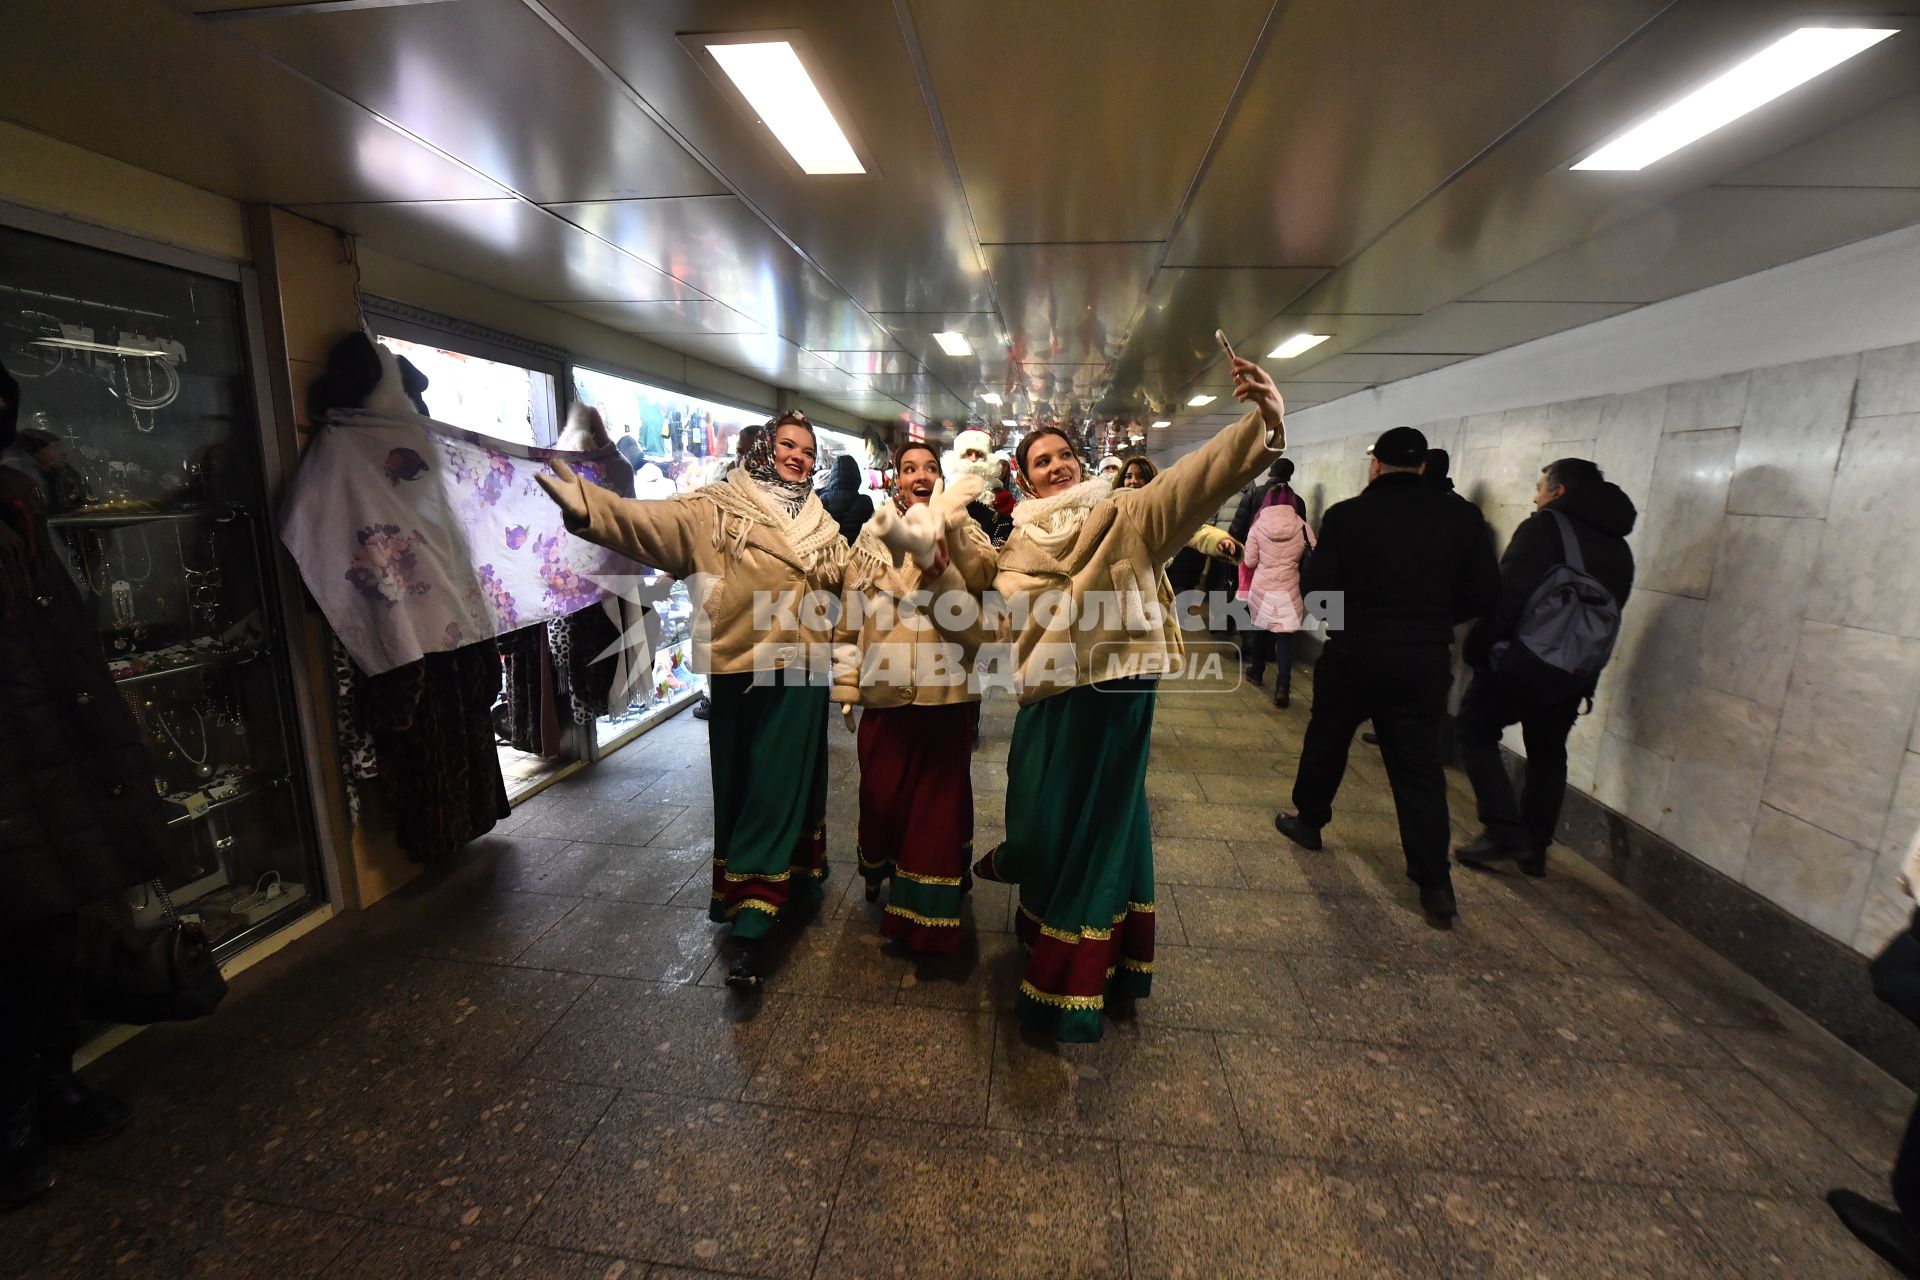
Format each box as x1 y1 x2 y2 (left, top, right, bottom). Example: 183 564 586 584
1455 457 1636 877
1273 427 1501 926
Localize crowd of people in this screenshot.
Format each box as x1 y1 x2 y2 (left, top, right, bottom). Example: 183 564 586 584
10 344 1920 1280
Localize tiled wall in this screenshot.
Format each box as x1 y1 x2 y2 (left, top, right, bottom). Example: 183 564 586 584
1282 340 1920 957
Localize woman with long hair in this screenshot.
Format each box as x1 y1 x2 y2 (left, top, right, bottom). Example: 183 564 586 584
922 358 1286 1041
832 442 997 952
537 410 847 988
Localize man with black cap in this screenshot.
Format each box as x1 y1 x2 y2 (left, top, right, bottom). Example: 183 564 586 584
1272 425 1500 926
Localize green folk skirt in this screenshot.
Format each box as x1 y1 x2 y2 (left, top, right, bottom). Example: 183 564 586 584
705 671 830 939
977 678 1157 1042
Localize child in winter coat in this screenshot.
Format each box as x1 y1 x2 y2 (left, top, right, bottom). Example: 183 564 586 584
1241 499 1315 706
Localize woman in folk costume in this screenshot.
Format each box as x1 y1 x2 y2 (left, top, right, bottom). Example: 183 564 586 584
922 358 1286 1041
831 442 997 953
1241 495 1315 707
537 411 848 988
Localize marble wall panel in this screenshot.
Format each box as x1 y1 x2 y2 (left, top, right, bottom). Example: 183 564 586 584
1762 621 1920 849
1546 396 1607 445
1727 353 1859 518
1657 686 1781 879
1664 371 1750 434
1807 412 1920 638
1854 752 1920 954
1744 804 1875 944
1696 515 1822 709
1604 589 1707 758
1591 387 1669 515
1635 427 1737 598
1461 412 1505 451
1856 341 1920 418
1594 731 1672 832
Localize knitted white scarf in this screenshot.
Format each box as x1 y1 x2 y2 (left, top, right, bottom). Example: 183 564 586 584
696 467 843 576
1009 477 1109 556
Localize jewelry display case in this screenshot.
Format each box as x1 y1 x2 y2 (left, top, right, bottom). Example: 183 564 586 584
1 221 325 953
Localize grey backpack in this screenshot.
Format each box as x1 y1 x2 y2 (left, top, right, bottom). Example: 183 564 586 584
1490 510 1620 691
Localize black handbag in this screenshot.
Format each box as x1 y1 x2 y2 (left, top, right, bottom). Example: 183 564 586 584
1870 906 1920 1028
81 880 228 1025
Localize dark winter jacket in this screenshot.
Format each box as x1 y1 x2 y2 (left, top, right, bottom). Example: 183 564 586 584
0 467 169 928
1464 480 1637 672
1303 471 1501 652
1228 480 1304 546
967 499 1011 545
817 454 874 545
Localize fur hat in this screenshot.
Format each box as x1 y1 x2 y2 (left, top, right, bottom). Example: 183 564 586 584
951 428 993 460
1097 454 1123 475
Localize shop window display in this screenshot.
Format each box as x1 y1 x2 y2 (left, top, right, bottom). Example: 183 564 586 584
569 366 753 746
0 224 323 953
376 334 555 448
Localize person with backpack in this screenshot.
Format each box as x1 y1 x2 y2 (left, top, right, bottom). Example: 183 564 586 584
1454 457 1636 878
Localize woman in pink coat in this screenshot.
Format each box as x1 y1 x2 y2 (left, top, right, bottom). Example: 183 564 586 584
1241 498 1315 707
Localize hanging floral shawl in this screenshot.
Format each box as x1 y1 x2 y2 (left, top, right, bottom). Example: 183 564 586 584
281 410 642 676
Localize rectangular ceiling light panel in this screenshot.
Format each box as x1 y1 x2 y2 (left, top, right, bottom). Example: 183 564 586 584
705 40 866 175
1187 393 1216 406
1574 26 1898 171
933 331 974 357
980 391 1003 404
1268 333 1331 359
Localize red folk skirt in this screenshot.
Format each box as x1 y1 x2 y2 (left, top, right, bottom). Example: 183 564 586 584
856 701 975 954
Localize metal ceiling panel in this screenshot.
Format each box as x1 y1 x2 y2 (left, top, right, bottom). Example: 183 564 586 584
553 300 766 336
1114 267 1328 389
217 0 727 204
1720 89 1920 189
870 313 1007 370
1469 185 1920 304
551 197 893 354
0 0 506 204
1265 3 1920 320
986 242 1159 369
1351 301 1638 354
1166 0 1670 267
290 200 701 303
536 0 994 315
906 0 1271 243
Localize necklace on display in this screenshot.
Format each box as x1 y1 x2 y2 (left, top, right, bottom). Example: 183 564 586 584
123 360 156 434
173 524 224 631
158 704 213 777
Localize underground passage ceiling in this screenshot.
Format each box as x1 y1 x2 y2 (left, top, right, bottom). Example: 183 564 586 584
4 0 1919 444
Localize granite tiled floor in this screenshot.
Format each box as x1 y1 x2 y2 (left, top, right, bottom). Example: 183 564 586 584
10 666 1914 1278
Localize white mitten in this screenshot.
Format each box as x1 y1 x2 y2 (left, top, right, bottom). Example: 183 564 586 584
871 502 936 569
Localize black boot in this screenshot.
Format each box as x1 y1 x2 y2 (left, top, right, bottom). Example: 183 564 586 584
1828 1189 1920 1278
1272 686 1290 709
2 1068 54 1212
725 937 764 990
1245 664 1265 687
1455 833 1547 878
1273 813 1323 851
38 1071 129 1145
1419 883 1458 929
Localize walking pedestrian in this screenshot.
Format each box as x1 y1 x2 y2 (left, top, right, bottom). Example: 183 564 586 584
1272 426 1500 926
1240 495 1315 706
921 357 1287 1040
1455 457 1635 876
537 411 848 987
833 442 997 953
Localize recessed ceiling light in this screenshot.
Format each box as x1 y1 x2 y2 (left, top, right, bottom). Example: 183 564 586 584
933 331 973 357
1001 418 1018 428
980 391 1003 405
1573 26 1898 171
1268 333 1331 359
1150 420 1170 429
1187 394 1216 407
704 40 866 175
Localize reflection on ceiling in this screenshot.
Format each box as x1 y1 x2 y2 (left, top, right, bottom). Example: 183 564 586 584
3 0 1918 444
